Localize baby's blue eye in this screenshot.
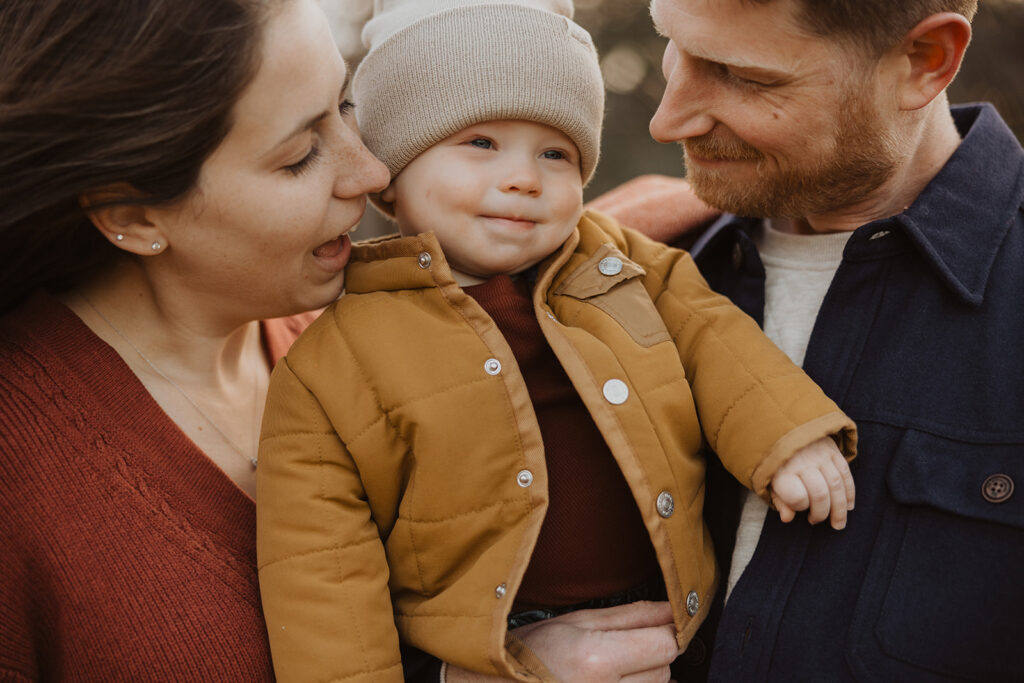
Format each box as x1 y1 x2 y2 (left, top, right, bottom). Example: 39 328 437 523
542 150 565 160
470 138 493 149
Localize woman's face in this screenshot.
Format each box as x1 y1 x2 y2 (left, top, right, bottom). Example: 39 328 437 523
149 0 389 321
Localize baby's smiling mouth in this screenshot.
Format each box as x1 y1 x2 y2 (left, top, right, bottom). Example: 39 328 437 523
482 215 538 229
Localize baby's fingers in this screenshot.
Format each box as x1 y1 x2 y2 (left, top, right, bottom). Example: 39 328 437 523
820 462 849 530
770 472 807 523
798 469 833 525
822 452 855 530
834 450 856 510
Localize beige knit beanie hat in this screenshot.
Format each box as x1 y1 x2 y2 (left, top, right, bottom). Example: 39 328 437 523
353 0 605 200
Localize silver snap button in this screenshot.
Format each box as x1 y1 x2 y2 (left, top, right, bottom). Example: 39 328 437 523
517 470 534 487
598 256 623 276
603 379 629 405
484 358 502 375
686 590 700 616
656 491 675 518
495 583 507 599
417 252 432 269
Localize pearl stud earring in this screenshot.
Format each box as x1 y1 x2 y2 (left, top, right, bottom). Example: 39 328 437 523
151 241 162 251
115 234 125 241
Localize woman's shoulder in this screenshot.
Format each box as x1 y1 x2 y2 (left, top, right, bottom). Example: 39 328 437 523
0 291 87 405
262 308 323 365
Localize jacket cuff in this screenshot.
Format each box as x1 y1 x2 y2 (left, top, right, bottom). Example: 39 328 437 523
749 411 858 500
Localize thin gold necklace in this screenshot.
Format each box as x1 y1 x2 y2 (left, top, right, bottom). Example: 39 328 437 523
79 292 261 469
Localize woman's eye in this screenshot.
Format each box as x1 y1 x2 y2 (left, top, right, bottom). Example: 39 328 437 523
542 150 566 160
284 145 322 176
469 138 493 149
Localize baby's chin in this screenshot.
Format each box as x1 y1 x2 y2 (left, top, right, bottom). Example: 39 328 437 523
451 261 537 287
451 268 493 287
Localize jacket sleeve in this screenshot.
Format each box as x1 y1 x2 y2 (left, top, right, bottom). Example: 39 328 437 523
609 214 857 498
257 356 404 683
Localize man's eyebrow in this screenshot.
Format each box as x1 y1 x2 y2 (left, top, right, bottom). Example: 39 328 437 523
686 45 793 78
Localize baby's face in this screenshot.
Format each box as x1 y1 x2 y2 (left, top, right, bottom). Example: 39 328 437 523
382 120 584 284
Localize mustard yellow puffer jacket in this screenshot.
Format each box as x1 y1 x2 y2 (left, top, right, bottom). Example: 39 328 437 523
257 211 856 682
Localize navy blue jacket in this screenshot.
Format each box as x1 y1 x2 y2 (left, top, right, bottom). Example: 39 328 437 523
684 104 1024 681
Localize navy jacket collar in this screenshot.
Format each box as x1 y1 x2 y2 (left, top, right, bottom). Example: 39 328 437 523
696 104 1024 307
893 104 1024 306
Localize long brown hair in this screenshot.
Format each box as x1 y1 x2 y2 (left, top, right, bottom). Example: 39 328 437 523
0 0 275 313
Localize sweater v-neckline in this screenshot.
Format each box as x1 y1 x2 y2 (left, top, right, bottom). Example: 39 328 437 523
18 292 260 557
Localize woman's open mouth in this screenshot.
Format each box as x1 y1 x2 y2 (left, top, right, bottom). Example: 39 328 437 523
312 232 353 272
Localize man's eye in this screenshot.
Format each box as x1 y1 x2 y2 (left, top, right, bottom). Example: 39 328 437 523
469 138 493 149
731 72 765 87
720 65 768 88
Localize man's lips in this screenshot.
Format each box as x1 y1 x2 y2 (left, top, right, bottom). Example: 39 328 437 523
686 152 759 166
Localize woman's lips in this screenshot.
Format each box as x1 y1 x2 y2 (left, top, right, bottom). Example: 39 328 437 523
312 233 352 273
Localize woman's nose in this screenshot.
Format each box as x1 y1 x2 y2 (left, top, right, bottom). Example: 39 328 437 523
332 124 391 199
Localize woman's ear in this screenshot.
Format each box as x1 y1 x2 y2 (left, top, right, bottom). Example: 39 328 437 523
79 184 170 255
896 12 972 111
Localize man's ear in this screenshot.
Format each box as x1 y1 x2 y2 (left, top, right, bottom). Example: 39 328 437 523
896 12 972 111
79 184 169 255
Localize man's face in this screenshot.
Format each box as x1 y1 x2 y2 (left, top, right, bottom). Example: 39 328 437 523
649 0 901 219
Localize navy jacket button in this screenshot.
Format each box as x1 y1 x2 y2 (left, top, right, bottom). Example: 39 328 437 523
982 473 1014 503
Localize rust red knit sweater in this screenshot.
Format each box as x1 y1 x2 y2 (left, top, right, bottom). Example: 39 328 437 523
0 293 313 682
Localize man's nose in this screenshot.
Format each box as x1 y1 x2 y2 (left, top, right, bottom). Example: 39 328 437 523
650 47 716 143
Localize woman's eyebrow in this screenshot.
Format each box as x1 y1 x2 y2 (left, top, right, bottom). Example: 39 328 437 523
268 77 351 154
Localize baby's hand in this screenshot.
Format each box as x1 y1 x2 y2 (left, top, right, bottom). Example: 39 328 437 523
769 436 855 530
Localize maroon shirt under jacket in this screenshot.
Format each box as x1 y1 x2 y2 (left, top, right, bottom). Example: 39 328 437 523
464 275 661 610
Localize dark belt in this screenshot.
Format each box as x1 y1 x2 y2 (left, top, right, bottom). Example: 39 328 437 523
507 578 666 629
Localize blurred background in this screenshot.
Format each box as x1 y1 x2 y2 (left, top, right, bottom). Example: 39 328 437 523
323 0 1024 237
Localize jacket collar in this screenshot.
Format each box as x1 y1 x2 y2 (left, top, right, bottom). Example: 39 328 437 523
344 225 584 295
697 104 1024 307
345 231 459 293
889 103 1024 306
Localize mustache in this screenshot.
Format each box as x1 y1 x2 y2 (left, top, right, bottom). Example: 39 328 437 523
683 133 763 162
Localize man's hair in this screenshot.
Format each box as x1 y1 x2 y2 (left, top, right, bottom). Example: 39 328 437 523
747 0 978 55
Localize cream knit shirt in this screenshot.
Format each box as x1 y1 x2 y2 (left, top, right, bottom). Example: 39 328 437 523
724 219 853 600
